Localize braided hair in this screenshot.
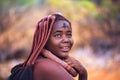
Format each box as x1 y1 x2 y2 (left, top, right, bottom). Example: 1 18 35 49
24 13 71 66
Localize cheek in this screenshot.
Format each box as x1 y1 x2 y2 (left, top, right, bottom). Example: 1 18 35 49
47 38 61 55
70 38 74 47
51 39 60 47
51 40 58 47
49 38 60 48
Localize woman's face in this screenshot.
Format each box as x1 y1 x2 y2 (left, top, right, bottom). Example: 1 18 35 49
45 20 74 59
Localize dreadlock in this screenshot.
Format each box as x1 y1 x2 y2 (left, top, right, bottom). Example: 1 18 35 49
24 13 71 66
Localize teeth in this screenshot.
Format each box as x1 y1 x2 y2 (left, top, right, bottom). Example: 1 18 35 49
61 46 70 51
63 47 69 49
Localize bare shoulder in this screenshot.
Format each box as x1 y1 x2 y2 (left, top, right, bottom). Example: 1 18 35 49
33 58 74 80
34 58 63 72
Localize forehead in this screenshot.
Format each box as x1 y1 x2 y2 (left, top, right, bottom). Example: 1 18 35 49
53 20 71 30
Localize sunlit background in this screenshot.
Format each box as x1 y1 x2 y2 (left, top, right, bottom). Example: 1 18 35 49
0 0 120 80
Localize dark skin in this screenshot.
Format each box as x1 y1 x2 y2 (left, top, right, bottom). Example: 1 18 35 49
65 57 87 80
45 20 73 59
33 20 87 80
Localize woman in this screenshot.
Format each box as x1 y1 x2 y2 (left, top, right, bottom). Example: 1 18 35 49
9 13 87 80
32 13 87 80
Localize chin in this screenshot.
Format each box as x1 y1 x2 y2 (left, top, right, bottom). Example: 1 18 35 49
59 52 69 59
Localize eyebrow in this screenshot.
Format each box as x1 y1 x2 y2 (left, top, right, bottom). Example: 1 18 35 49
53 30 62 33
53 30 72 34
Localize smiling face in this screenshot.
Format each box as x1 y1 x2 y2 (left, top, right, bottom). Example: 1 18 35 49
45 20 74 59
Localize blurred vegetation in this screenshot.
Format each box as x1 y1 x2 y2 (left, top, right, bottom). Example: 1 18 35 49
0 0 120 80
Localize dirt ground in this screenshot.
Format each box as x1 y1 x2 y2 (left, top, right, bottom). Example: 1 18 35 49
0 59 120 80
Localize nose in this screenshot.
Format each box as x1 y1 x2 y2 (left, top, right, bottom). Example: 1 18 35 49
62 35 70 43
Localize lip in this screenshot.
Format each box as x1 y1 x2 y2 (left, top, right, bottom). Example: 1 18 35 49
60 46 71 52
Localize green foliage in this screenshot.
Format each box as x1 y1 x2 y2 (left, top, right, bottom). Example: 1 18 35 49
77 0 99 18
102 0 111 7
47 0 74 11
0 0 34 11
101 0 118 19
77 0 95 11
47 0 98 21
0 0 36 15
14 0 34 6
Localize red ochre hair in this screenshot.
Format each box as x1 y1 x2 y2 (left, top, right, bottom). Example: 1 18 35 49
24 13 71 66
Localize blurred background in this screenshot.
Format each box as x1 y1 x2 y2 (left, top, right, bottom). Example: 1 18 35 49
0 0 120 80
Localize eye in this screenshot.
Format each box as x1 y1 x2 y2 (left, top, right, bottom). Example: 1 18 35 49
54 34 62 38
66 33 72 38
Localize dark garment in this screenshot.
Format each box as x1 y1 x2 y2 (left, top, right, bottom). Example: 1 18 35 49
8 64 34 80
